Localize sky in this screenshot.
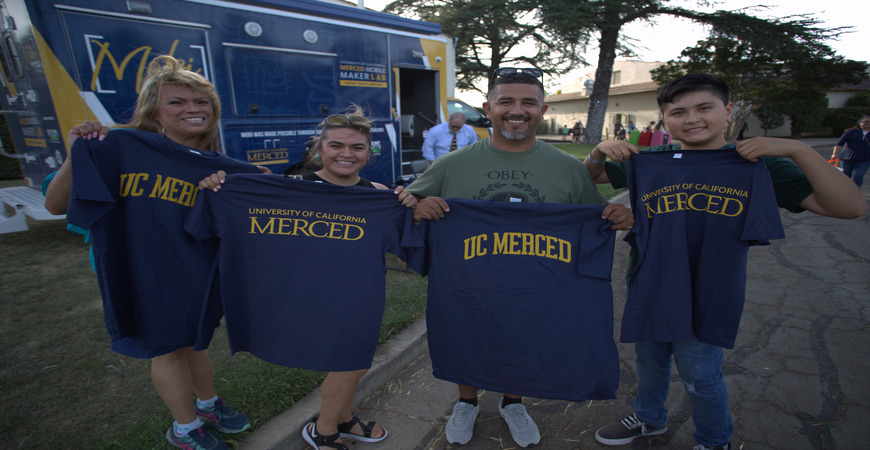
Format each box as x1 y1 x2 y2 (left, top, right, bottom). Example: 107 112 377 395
357 0 867 105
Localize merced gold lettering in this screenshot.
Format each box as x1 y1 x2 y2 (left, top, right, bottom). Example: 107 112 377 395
720 197 743 217
645 192 745 218
248 216 364 240
490 232 571 262
146 174 197 206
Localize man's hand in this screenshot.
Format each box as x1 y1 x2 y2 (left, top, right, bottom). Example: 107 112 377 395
412 196 450 221
602 203 634 230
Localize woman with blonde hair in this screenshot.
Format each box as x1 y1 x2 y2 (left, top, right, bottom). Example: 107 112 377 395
46 55 259 449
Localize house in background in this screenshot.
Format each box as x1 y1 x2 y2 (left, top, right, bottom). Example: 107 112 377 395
545 61 663 139
545 60 869 140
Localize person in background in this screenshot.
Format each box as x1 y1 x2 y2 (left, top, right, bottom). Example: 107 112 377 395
559 123 569 140
650 120 668 146
831 115 870 187
422 112 479 164
737 121 749 140
47 55 258 450
638 122 653 147
572 121 584 143
614 120 625 141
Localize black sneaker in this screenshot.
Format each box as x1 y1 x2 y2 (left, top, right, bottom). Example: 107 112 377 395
595 413 668 445
693 444 731 450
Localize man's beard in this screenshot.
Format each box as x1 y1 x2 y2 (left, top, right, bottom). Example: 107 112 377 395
500 128 531 140
499 116 531 140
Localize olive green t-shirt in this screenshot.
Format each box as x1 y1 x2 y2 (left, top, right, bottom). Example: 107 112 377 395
407 137 607 205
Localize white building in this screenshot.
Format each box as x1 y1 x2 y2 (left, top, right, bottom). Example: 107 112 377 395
545 60 869 139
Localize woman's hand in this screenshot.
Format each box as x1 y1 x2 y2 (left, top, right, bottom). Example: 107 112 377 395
394 185 418 208
67 121 109 147
198 170 227 191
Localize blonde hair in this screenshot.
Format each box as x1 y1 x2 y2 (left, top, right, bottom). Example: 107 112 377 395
305 104 373 168
124 55 221 151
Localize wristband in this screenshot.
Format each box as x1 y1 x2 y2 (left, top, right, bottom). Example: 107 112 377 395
587 155 605 164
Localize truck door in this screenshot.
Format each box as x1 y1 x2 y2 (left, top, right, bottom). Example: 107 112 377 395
0 0 64 188
397 67 439 179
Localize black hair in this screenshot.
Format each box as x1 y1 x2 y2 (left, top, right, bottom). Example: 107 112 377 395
487 73 545 102
656 74 729 112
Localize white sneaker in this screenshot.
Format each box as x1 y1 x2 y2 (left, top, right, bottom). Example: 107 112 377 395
498 398 541 447
445 401 479 445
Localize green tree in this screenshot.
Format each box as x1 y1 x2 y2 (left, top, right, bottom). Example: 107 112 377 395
845 90 870 108
385 0 865 144
757 92 830 138
384 0 585 96
781 92 830 137
824 90 870 137
540 1 865 143
539 0 667 144
650 31 866 140
754 104 786 136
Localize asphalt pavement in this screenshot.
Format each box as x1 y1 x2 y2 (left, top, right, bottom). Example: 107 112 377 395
242 139 870 450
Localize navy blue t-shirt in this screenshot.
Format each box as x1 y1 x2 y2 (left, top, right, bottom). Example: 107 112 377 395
407 199 619 402
66 128 261 358
622 150 785 349
185 174 421 371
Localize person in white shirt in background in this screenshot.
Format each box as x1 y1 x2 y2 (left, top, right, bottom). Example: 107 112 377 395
422 112 479 165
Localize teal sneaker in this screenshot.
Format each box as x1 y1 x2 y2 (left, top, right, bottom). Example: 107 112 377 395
195 398 251 433
166 424 229 449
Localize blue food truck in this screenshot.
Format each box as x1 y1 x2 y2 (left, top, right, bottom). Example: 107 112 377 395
0 0 463 229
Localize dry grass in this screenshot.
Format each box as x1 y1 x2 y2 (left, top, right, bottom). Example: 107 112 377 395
0 213 427 448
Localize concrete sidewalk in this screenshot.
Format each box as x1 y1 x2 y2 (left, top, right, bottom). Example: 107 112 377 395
243 141 868 449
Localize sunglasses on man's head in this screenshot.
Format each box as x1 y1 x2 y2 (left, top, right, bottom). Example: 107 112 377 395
324 114 371 127
492 67 544 82
494 67 543 78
